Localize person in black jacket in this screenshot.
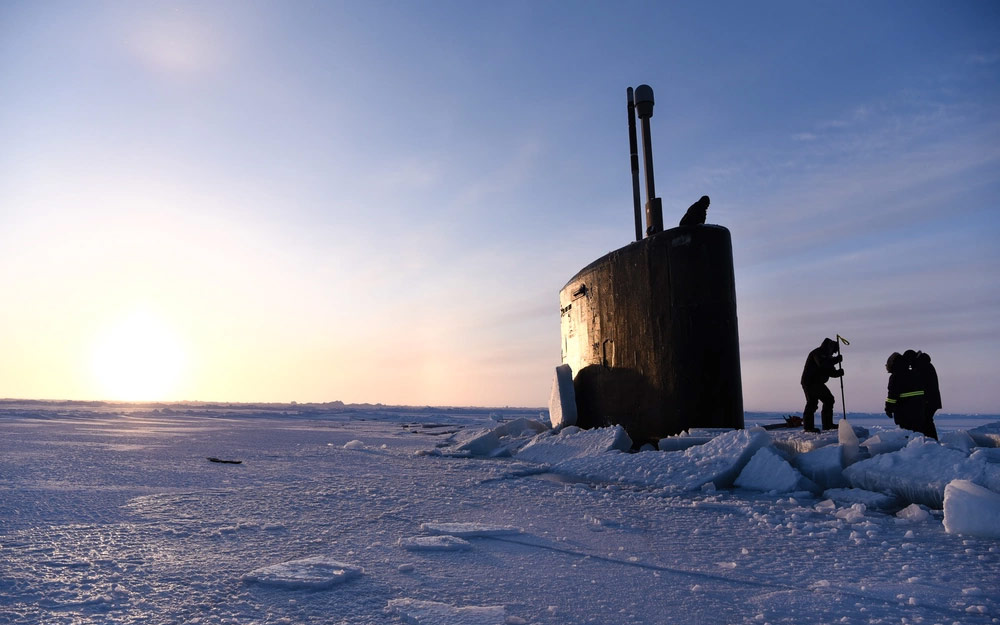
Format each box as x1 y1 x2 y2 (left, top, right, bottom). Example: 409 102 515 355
913 351 940 439
679 195 710 226
885 351 927 435
800 338 844 432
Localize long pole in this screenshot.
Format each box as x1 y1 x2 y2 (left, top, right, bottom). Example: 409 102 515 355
836 334 850 420
627 88 642 242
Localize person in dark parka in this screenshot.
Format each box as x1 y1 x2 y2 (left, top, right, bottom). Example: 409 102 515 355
885 351 927 435
679 195 710 226
913 351 940 439
800 337 844 432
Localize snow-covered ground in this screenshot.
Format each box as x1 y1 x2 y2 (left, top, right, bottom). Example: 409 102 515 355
1 401 998 625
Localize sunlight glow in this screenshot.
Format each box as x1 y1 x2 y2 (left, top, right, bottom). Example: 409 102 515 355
89 310 187 401
127 10 227 77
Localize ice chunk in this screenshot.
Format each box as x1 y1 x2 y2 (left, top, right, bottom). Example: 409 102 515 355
681 428 770 479
492 417 549 438
445 418 549 458
657 436 713 451
450 428 502 457
860 429 915 456
838 418 859 446
243 556 362 589
822 488 899 510
838 419 864 466
895 503 931 523
943 479 1000 538
769 429 838 456
685 428 737 437
939 430 976 454
793 444 849 490
419 522 522 537
387 598 506 625
814 499 837 512
971 448 1000 464
735 447 817 493
968 421 1000 447
398 535 472 551
844 438 1000 508
550 428 770 492
835 502 867 523
516 425 632 464
548 364 577 429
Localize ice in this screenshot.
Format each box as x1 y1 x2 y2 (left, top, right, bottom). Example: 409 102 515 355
822 488 900 510
844 437 1000 508
444 427 503 456
939 429 977 454
837 418 859 446
896 503 931 523
419 522 522 537
656 433 714 451
5 404 1000 625
444 417 548 458
387 598 507 625
735 446 817 493
550 427 770 491
814 498 836 512
398 535 472 551
493 417 549 438
676 427 773 488
968 422 1000 447
548 364 577 429
837 418 864 466
860 429 915 456
769 428 838 456
970 447 1000 464
685 428 738 437
793 443 849 490
242 556 363 589
835 502 868 523
515 424 631 464
943 479 1000 538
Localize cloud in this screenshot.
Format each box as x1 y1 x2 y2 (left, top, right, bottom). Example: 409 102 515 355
730 119 1000 267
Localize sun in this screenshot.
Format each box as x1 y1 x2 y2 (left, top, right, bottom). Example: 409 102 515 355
89 309 187 401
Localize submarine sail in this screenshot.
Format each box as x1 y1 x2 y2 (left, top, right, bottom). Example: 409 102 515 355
558 85 744 446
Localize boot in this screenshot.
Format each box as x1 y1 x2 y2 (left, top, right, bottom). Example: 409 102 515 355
803 412 818 433
821 406 835 431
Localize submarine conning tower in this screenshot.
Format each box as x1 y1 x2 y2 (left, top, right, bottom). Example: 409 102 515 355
558 85 743 446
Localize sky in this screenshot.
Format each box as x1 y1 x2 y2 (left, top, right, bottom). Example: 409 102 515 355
1 0 998 412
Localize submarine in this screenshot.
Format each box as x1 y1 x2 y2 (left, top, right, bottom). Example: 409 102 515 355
558 85 744 446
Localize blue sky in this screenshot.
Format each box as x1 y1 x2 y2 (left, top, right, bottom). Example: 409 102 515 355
1 1 998 412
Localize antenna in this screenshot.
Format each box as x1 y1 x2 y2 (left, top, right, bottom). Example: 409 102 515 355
633 84 663 235
627 88 642 242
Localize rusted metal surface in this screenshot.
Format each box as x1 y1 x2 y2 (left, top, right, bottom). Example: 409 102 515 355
559 224 744 445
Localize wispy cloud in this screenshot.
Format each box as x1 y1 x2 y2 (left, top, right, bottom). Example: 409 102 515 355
730 102 1000 266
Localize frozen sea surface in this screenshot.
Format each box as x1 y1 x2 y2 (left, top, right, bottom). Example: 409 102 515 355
1 402 998 624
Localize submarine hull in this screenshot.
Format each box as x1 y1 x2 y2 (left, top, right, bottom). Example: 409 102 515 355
559 224 744 445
